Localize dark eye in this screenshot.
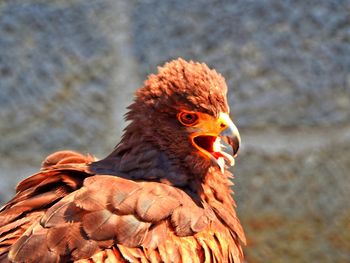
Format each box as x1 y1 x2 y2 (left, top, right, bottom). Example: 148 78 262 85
178 112 199 126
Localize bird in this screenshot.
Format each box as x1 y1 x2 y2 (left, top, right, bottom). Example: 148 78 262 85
0 58 246 263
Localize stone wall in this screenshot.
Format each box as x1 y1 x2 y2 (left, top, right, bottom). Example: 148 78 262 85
1 1 349 262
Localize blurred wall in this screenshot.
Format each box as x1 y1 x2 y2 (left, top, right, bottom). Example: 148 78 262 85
1 1 349 262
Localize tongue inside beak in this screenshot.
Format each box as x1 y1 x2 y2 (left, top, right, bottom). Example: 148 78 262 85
211 137 236 173
193 135 236 173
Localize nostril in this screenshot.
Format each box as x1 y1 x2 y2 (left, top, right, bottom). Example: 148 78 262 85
220 123 227 128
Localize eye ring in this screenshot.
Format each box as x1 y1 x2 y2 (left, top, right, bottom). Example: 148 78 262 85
178 112 199 126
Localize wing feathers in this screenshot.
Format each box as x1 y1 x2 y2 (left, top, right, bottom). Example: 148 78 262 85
1 155 243 262
82 210 117 241
9 224 50 261
114 215 150 247
135 186 181 222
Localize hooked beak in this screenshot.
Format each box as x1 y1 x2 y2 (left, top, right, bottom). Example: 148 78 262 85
218 112 241 157
191 112 241 173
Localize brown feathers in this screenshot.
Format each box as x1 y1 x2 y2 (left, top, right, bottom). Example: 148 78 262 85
2 173 242 262
0 59 245 262
136 58 229 116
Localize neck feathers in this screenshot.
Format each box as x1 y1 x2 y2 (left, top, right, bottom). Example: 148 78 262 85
201 168 247 244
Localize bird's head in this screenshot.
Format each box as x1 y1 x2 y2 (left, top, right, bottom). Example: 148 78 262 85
125 58 240 176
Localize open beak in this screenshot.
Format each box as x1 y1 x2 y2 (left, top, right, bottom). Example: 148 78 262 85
191 112 241 173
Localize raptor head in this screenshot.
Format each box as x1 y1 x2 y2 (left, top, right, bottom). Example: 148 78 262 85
126 58 240 176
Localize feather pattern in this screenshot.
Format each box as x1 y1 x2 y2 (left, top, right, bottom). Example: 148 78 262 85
0 155 244 262
0 59 245 262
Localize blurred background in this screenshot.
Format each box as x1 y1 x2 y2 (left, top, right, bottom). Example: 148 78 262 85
1 0 349 262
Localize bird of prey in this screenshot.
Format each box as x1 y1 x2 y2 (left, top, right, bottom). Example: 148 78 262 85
0 58 246 263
